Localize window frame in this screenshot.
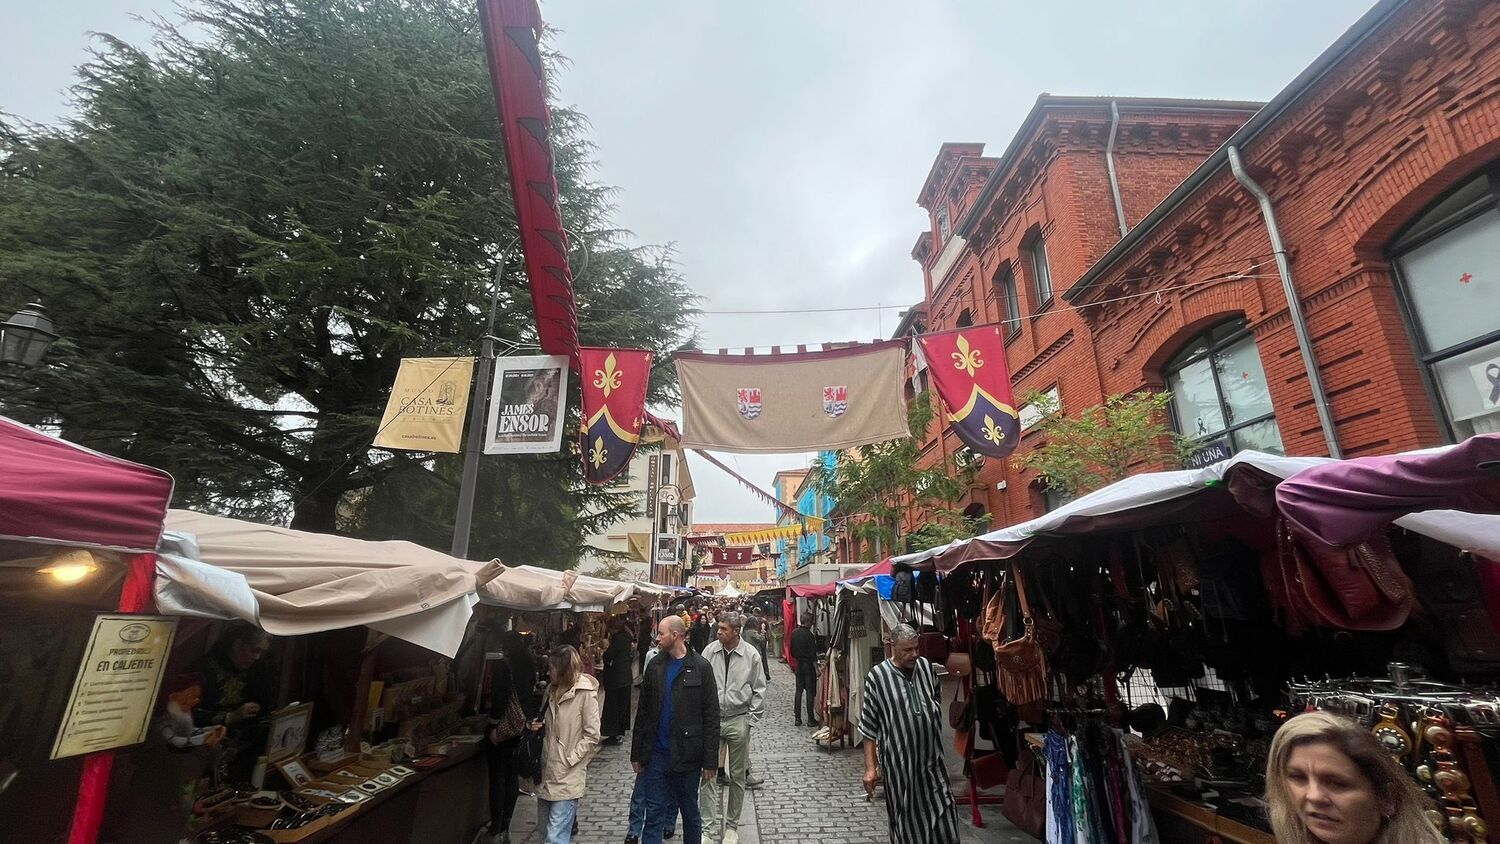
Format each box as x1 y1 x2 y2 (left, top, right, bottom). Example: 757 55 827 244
1029 236 1054 307
1387 163 1500 442
1162 318 1281 454
996 265 1022 340
936 206 952 244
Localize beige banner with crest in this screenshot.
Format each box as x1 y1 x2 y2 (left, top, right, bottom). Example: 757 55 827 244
373 357 475 454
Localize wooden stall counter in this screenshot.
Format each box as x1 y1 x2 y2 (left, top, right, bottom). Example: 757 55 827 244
1146 785 1274 844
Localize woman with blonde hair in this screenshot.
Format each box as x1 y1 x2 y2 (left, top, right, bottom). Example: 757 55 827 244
527 645 602 843
1265 711 1443 844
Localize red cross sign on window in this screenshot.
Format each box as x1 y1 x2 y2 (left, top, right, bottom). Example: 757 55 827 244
1461 272 1473 284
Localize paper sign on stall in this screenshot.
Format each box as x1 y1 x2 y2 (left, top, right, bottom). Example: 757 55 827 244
52 614 178 759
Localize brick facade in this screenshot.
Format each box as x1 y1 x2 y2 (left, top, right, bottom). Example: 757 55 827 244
899 0 1500 541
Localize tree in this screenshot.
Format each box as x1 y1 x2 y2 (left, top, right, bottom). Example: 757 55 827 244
0 0 696 563
1011 390 1182 500
813 392 985 556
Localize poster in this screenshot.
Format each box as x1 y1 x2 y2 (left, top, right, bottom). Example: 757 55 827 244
484 355 568 454
655 535 680 566
1469 356 1500 412
52 614 178 759
372 357 475 454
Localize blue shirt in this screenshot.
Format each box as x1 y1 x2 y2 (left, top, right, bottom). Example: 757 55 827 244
655 655 686 756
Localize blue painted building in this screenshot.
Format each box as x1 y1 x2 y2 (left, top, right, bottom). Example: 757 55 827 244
771 451 836 577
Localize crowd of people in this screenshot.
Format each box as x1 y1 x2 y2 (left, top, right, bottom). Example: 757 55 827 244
479 598 800 844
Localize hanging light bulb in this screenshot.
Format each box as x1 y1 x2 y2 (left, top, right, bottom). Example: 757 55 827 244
39 548 99 584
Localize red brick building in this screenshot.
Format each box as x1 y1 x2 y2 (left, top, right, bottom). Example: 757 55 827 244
895 0 1500 545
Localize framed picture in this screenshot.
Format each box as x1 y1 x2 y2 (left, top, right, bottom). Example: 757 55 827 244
266 702 314 763
275 758 313 788
338 789 368 804
357 780 387 794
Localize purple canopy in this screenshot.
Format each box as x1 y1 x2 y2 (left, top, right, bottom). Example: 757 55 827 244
1276 434 1500 548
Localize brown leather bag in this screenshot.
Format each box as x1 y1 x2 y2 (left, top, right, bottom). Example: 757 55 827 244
1002 745 1046 838
993 569 1048 706
1277 517 1414 631
972 750 1010 790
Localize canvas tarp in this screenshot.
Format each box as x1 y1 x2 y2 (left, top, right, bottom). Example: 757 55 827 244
896 448 1500 571
478 564 637 611
675 343 909 453
0 415 175 554
155 510 484 657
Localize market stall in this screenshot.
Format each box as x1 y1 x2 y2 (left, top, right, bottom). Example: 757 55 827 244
893 440 1500 842
0 415 175 844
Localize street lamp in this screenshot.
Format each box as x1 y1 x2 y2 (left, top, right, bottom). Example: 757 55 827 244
0 303 59 369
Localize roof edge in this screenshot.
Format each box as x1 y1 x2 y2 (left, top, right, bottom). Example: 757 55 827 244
1063 0 1412 302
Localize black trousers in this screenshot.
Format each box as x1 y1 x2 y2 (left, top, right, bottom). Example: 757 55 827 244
486 735 521 831
602 683 633 739
794 663 818 724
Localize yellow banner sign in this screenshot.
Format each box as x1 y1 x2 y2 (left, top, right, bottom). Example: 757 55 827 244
373 357 475 454
723 522 823 545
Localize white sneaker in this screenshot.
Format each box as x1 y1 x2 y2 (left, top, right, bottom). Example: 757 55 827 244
724 829 739 844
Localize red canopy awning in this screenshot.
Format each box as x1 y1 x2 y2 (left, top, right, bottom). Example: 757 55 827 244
0 416 174 553
788 582 836 598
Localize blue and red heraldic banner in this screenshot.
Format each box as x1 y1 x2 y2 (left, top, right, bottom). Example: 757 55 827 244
916 325 1021 458
581 347 653 484
478 0 581 370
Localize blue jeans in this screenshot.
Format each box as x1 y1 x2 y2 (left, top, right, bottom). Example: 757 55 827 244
537 797 579 844
629 768 677 838
642 752 702 844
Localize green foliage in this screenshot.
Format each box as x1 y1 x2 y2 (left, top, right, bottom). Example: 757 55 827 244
1011 390 1181 500
583 559 633 581
0 0 696 564
812 393 984 556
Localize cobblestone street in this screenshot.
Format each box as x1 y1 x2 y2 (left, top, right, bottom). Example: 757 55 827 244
503 659 1028 844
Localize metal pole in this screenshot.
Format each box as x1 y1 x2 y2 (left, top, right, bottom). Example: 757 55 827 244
451 255 508 559
1226 145 1343 458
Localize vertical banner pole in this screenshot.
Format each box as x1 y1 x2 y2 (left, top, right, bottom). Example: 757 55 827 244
451 255 507 559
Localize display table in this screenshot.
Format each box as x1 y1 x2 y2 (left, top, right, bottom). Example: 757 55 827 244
300 742 488 843
1146 785 1274 844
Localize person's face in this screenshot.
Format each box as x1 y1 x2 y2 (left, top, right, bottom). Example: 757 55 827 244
656 619 682 651
231 636 269 670
1284 742 1387 844
892 637 919 670
717 622 739 649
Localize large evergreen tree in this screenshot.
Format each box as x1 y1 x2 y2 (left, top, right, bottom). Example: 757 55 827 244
0 0 696 564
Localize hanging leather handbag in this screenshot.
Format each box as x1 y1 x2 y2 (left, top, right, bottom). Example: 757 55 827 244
918 630 950 664
972 750 1010 791
1278 517 1414 631
1001 744 1047 839
948 683 972 731
489 686 527 743
993 570 1048 706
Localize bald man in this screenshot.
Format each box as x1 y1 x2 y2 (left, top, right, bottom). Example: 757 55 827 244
632 615 720 844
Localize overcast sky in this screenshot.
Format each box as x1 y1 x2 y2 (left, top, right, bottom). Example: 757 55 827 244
2 0 1378 523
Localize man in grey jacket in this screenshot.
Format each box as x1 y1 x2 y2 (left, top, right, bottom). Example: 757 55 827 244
697 611 766 844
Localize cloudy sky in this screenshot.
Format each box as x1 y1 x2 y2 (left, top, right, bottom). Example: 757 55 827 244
2 0 1378 522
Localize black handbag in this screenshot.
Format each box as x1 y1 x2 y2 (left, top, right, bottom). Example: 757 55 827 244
517 716 546 781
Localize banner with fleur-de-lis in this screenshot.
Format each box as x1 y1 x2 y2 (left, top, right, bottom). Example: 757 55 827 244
483 354 569 454
915 325 1021 458
580 347 653 483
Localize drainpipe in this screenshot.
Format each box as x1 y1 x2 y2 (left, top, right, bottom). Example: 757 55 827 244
1226 144 1343 458
1105 101 1129 238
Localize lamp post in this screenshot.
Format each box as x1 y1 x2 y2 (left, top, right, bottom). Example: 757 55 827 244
0 303 59 370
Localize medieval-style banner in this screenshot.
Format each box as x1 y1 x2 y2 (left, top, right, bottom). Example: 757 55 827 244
675 343 908 454
723 524 812 545
373 357 476 454
916 325 1021 458
478 0 580 369
580 347 653 484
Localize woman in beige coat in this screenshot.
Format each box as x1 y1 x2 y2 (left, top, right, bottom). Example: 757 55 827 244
528 645 601 844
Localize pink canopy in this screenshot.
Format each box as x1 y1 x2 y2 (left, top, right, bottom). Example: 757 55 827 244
1276 434 1500 548
0 416 175 553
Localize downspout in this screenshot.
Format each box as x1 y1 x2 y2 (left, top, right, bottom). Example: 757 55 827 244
1226 145 1343 458
1105 101 1129 238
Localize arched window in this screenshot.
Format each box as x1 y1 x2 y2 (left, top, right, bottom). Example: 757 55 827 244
1390 165 1500 439
956 308 974 328
995 265 1021 337
1162 318 1283 455
1029 237 1053 304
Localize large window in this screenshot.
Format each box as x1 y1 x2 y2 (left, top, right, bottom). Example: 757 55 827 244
936 207 952 243
996 266 1021 337
1163 318 1283 455
1392 166 1500 439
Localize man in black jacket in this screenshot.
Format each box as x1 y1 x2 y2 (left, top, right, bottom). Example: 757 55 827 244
601 617 635 744
788 613 819 727
632 614 720 844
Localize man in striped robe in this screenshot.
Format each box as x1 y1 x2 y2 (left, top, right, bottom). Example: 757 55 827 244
859 623 961 844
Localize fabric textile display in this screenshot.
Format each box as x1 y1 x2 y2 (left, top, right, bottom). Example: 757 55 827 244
915 325 1021 458
675 343 908 453
579 347 653 483
372 357 475 454
477 0 579 367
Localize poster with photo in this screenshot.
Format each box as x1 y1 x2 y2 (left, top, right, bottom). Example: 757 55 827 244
655 535 680 565
484 355 568 454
